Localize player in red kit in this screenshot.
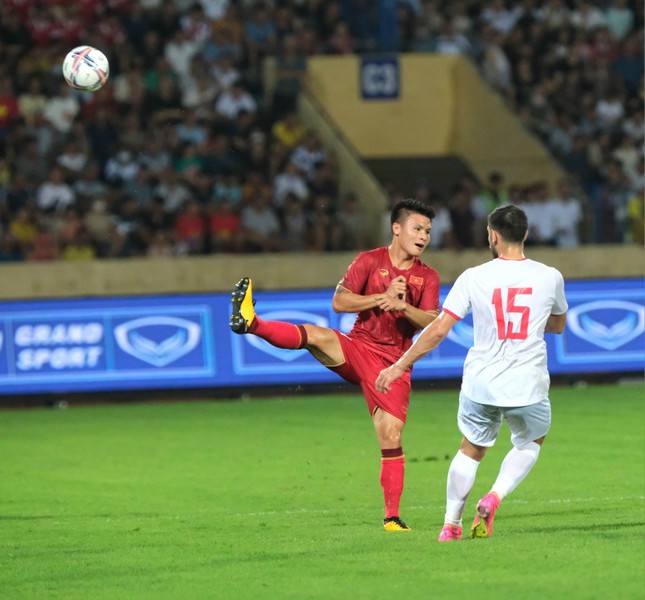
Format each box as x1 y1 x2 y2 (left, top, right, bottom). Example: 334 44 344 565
230 198 440 531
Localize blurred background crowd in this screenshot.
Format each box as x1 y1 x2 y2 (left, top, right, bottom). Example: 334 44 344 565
0 0 642 261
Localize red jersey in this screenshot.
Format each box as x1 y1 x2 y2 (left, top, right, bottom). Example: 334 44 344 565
337 247 440 361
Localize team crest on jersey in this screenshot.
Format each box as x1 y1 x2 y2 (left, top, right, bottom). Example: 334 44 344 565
379 269 389 276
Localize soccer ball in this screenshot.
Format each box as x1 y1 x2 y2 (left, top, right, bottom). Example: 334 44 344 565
62 46 110 92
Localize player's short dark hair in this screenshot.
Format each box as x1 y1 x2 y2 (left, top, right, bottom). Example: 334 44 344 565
488 205 528 242
390 198 436 226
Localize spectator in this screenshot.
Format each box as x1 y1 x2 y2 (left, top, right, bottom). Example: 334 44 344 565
0 77 20 149
327 21 356 55
480 172 509 212
605 0 634 42
450 0 473 35
175 110 208 146
626 191 644 245
449 184 477 249
61 225 97 260
180 4 212 46
174 199 207 255
174 142 205 187
427 194 455 250
0 232 24 262
628 157 644 194
138 138 173 175
537 0 571 30
240 190 284 252
57 139 89 177
17 78 47 128
164 28 202 83
14 137 49 185
212 174 243 207
570 0 607 32
215 80 258 120
272 34 307 115
210 53 241 90
600 159 633 243
122 165 157 209
595 89 626 131
41 82 80 137
86 106 120 171
84 198 119 257
182 66 220 115
337 192 368 250
202 134 239 178
198 0 230 21
528 181 559 246
272 111 306 150
612 133 641 179
104 148 140 188
147 229 176 257
154 167 193 215
290 131 326 181
281 193 308 251
435 19 472 55
273 160 309 208
243 1 277 79
209 198 243 252
36 167 75 213
480 0 518 36
611 33 644 94
113 65 147 111
28 223 59 261
4 172 33 215
551 179 584 248
8 207 37 256
417 0 445 36
481 28 513 93
307 193 343 252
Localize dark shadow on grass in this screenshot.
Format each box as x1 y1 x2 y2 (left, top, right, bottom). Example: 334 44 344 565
0 513 164 521
503 508 644 520
524 521 644 534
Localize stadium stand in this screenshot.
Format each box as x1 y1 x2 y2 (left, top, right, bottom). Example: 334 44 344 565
0 0 642 262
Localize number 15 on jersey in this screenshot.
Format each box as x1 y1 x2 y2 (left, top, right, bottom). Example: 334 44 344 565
492 287 533 340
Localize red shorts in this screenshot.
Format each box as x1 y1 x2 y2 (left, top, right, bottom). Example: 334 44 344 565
328 331 411 423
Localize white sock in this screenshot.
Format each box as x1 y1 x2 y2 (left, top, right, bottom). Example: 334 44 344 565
491 442 541 500
444 451 480 527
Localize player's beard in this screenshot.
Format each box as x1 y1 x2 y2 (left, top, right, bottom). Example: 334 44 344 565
489 242 498 259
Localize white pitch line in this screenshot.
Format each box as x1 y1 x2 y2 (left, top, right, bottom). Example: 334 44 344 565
233 495 645 518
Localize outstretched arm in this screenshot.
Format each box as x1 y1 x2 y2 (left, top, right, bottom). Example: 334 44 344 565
375 311 459 393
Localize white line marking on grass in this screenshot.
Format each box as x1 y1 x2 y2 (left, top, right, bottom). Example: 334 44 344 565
233 496 644 518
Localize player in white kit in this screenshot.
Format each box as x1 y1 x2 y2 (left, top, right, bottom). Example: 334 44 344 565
375 205 568 541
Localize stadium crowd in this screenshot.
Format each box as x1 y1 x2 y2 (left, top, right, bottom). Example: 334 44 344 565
0 0 642 261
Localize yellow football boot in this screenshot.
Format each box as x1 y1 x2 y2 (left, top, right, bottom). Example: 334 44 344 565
230 277 256 334
383 517 411 532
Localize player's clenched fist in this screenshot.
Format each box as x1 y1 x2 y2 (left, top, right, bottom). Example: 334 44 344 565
386 275 407 300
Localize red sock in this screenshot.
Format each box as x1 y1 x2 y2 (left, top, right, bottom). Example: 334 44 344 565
249 317 308 349
380 447 405 519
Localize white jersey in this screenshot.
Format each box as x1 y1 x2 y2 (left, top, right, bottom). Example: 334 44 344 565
443 258 568 407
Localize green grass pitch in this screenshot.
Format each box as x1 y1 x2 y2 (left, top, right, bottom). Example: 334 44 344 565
1 383 643 599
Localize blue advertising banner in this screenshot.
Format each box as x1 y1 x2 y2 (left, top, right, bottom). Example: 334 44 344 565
0 279 642 395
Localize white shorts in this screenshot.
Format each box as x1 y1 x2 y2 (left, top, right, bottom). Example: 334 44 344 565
457 391 551 448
